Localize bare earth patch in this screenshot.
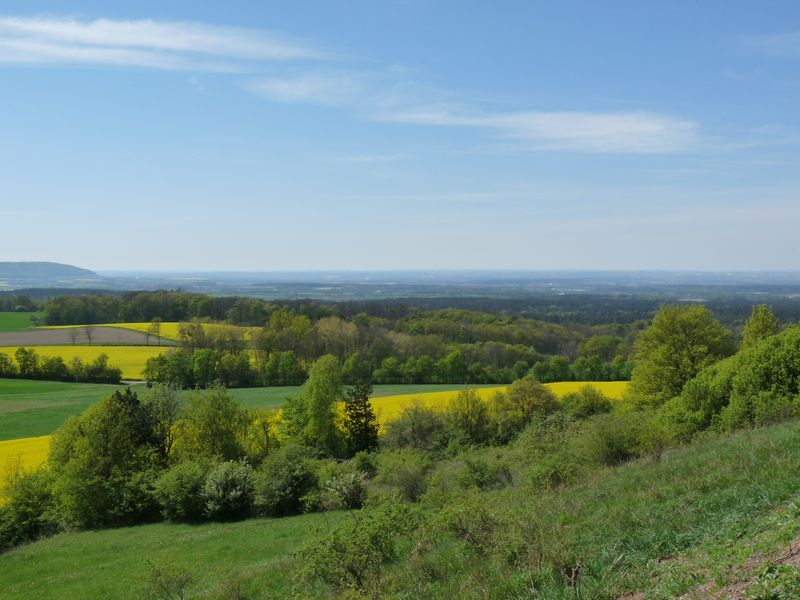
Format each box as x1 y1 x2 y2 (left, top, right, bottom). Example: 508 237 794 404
0 327 171 347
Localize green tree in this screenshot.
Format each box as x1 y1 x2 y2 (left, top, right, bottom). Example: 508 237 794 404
175 387 250 462
49 388 166 527
630 304 734 406
342 381 379 455
741 304 780 350
301 355 344 455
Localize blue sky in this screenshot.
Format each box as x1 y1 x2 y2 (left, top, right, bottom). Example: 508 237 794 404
0 1 798 271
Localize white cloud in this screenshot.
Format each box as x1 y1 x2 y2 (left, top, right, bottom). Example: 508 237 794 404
375 108 698 153
247 72 364 105
0 16 321 70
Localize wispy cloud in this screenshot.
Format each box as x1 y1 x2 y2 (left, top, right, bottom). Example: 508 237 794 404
744 31 800 59
246 71 364 105
374 107 699 153
0 16 322 70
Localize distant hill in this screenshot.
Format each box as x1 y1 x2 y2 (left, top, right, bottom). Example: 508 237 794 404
0 262 102 289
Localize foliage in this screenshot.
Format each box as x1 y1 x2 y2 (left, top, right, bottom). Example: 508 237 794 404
742 304 780 350
299 495 420 591
201 461 255 521
561 384 613 419
299 355 345 456
174 387 249 462
342 381 379 455
48 388 169 527
0 466 58 549
253 444 318 517
153 461 207 522
630 304 734 406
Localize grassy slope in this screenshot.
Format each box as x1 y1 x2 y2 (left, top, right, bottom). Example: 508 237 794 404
0 512 337 599
400 420 800 599
0 313 41 332
4 420 800 598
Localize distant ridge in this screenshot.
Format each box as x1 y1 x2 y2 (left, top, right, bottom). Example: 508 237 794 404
0 262 102 289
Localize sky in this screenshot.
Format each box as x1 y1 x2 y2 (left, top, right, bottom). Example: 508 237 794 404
0 1 799 271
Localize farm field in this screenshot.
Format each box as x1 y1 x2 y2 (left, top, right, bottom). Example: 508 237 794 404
0 346 165 380
0 326 158 347
0 435 50 475
40 321 259 343
0 312 41 332
4 416 800 599
0 379 124 440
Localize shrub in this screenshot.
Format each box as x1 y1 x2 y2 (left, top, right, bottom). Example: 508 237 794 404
579 412 644 466
0 466 59 550
561 385 613 419
253 444 318 517
375 449 432 503
299 495 421 591
351 450 378 479
202 461 254 521
444 389 492 446
153 461 207 522
382 402 445 450
321 470 368 511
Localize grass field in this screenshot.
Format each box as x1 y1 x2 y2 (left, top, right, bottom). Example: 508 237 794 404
0 312 41 332
3 416 800 598
0 511 338 599
0 346 166 380
0 379 124 441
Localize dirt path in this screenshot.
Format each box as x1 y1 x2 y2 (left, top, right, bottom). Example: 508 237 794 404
0 327 171 347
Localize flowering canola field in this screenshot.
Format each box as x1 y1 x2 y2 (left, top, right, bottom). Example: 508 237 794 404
0 346 166 380
368 380 629 426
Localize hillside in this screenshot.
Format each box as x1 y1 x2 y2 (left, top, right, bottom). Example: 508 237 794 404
0 262 102 289
2 418 800 598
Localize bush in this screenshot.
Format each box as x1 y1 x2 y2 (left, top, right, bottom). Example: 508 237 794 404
0 466 59 550
299 495 421 591
444 389 492 446
375 449 432 503
202 461 255 521
351 450 378 479
321 470 368 511
579 412 644 466
561 385 613 419
382 402 445 450
253 444 318 517
153 461 207 522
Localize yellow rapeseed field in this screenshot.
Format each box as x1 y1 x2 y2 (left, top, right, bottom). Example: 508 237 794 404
20 346 165 380
0 435 50 474
368 381 629 427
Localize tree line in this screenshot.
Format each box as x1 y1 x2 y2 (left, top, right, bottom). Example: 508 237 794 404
0 347 122 384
